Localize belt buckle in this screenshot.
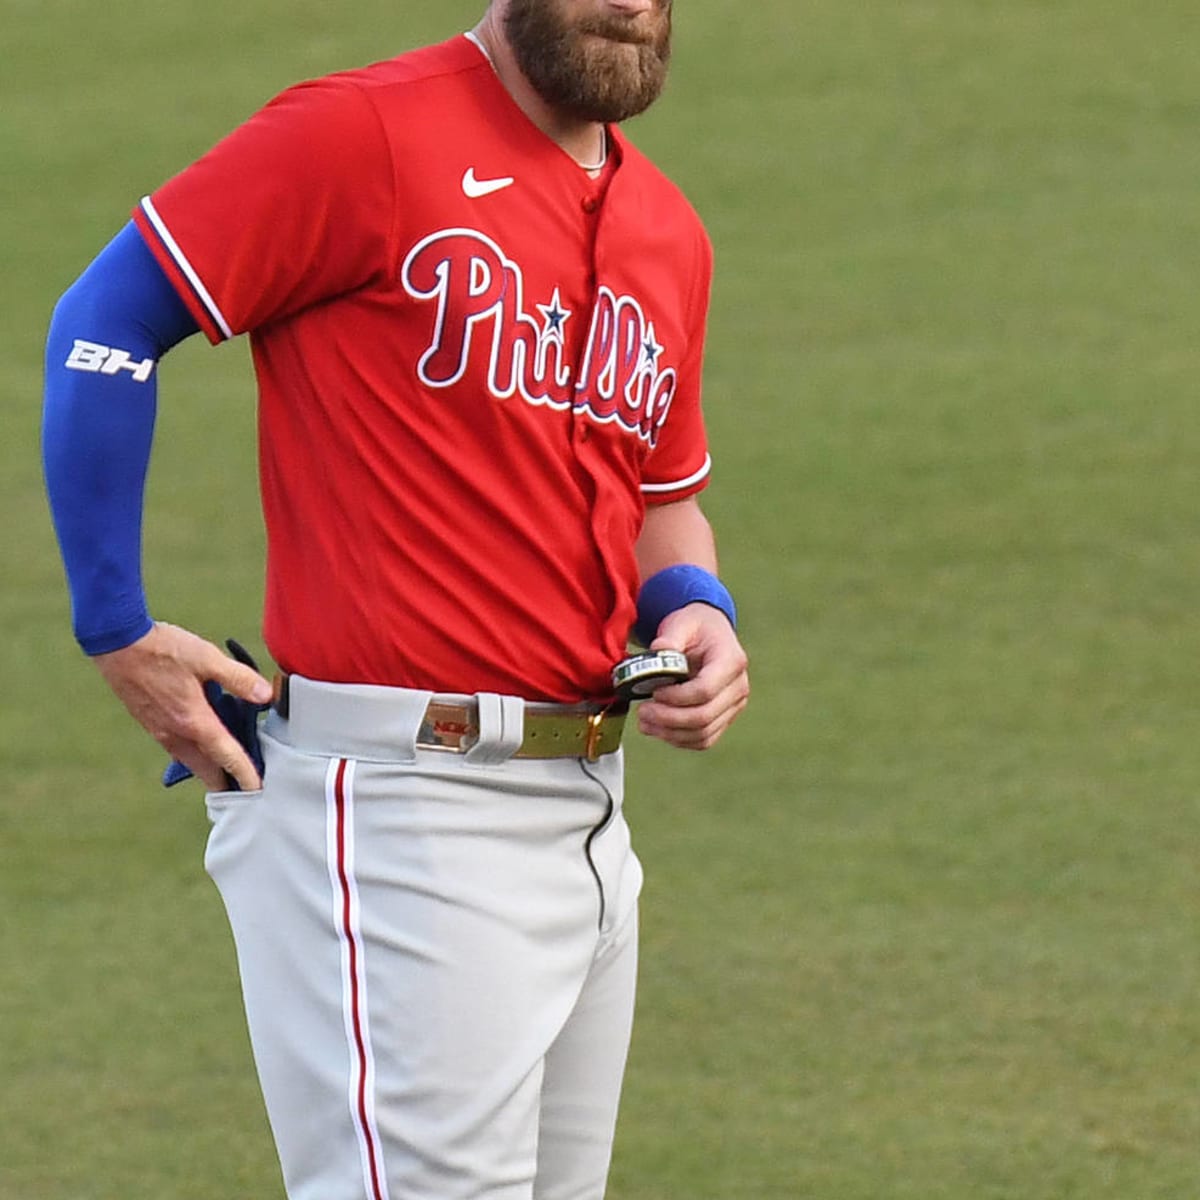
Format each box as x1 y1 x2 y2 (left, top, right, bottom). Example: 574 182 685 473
419 702 476 752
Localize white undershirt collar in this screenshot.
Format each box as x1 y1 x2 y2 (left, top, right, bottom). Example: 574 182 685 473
464 29 495 69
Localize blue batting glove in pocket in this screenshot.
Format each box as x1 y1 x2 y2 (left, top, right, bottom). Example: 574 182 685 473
162 639 270 790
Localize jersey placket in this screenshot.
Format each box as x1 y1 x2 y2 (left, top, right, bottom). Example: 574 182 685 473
570 164 637 644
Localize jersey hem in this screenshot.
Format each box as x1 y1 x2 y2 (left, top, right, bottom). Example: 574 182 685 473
640 454 712 502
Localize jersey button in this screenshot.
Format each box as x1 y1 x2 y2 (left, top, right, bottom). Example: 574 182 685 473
582 196 599 214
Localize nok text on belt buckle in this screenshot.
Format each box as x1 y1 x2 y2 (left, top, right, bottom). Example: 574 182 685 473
418 703 476 751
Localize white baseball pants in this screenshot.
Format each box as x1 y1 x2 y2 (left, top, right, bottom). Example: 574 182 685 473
203 677 643 1200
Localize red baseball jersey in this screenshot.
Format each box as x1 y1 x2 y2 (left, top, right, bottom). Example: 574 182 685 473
133 34 714 702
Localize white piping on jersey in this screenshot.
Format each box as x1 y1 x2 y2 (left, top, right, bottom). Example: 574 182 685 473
641 454 713 494
138 196 234 341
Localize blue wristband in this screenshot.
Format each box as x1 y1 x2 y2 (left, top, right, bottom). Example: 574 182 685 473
634 564 738 647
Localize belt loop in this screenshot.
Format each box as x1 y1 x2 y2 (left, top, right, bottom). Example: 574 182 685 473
464 693 525 765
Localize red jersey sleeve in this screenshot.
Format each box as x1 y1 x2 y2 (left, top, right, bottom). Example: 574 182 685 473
133 76 394 343
640 221 714 504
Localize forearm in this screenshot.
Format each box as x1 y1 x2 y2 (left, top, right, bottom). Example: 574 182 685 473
635 496 718 581
633 496 735 647
42 226 273 789
42 222 199 652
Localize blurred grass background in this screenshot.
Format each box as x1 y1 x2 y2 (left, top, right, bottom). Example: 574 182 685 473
4 0 1200 1196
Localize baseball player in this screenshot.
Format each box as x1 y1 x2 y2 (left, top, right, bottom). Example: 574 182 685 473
42 1 749 1196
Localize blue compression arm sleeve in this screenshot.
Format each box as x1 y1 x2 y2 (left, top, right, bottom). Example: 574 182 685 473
43 221 200 654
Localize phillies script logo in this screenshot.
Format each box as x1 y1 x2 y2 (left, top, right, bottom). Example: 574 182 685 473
401 228 677 446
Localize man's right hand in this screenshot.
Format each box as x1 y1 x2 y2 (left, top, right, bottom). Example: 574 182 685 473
93 622 274 791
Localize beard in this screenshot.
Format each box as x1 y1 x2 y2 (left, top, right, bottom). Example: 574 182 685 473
503 0 672 124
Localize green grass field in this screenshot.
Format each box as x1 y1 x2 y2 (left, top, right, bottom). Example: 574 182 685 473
4 1 1200 1196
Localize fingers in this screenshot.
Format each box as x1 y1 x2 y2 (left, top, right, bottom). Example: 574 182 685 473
149 689 264 791
157 631 267 789
638 628 748 748
163 735 258 792
210 658 274 705
94 622 268 791
637 676 750 750
189 631 274 704
633 691 744 744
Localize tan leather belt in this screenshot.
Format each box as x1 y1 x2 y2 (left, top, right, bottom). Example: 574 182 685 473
421 701 626 761
274 675 626 762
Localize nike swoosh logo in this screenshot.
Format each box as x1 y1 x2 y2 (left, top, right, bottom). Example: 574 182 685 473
462 167 515 198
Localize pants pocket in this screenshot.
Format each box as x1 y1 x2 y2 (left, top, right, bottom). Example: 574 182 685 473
203 786 264 884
